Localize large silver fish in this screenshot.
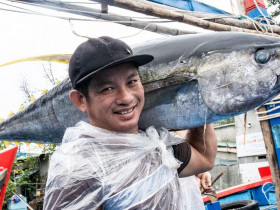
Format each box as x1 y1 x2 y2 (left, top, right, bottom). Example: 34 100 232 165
1 32 280 143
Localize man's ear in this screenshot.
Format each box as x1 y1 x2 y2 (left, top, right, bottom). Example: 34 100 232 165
69 90 87 113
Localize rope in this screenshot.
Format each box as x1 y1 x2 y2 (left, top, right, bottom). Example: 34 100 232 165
263 101 280 106
246 15 266 33
243 113 247 146
256 105 280 115
261 182 274 205
257 112 280 121
252 0 274 34
203 107 208 154
256 96 280 121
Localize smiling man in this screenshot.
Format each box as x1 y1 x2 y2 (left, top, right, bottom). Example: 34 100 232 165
43 37 217 210
73 63 145 134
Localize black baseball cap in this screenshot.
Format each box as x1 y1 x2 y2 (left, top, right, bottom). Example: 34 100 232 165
69 36 154 88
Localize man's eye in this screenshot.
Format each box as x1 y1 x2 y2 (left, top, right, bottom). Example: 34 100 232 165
128 80 138 86
101 87 114 93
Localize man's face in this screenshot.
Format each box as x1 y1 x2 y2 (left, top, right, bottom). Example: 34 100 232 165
84 63 145 133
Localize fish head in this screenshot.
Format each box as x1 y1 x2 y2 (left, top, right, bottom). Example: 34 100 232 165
195 33 280 115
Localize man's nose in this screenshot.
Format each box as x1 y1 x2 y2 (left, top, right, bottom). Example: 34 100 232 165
116 87 133 105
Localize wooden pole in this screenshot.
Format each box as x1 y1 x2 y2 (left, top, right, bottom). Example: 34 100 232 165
19 0 197 36
99 0 280 37
257 106 280 209
128 0 280 34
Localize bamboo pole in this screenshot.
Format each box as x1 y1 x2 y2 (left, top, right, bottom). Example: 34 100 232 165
257 106 280 209
121 0 280 35
19 0 197 35
99 0 280 37
180 12 280 34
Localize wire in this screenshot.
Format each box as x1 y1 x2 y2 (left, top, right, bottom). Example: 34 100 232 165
117 23 169 39
0 1 40 14
68 20 91 39
0 7 44 16
1 0 185 39
8 0 167 21
0 3 172 24
59 1 99 4
0 6 89 20
4 0 174 24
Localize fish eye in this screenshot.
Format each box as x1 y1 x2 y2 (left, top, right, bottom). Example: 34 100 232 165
255 50 271 64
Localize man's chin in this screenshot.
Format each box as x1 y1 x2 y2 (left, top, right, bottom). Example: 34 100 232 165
114 122 138 134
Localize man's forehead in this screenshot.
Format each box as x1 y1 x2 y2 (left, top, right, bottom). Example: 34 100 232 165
90 64 139 85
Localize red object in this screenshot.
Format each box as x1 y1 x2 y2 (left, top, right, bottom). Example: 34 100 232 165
244 0 266 14
203 176 272 202
244 0 266 9
258 166 271 178
0 146 18 209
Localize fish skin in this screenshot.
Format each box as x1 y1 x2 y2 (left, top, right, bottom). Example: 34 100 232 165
1 32 280 143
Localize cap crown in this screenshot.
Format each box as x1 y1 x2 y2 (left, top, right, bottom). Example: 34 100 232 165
69 36 134 88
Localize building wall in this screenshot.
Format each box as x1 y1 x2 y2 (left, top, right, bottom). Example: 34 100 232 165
234 111 263 136
211 123 239 189
211 113 268 189
210 148 240 190
214 123 235 142
210 164 240 190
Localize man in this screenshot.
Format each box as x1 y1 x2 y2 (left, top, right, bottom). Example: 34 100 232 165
43 36 217 209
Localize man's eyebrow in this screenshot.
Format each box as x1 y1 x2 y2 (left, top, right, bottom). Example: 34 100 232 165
93 71 139 87
96 80 113 86
127 71 139 79
92 78 113 88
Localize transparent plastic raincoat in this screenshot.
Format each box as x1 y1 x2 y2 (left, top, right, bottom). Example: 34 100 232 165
43 121 201 210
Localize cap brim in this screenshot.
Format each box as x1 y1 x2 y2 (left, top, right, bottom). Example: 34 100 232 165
76 54 154 86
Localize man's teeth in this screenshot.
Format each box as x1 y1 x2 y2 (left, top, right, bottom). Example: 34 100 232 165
118 108 133 114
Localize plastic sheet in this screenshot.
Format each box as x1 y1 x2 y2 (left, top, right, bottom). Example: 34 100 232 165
179 176 205 210
44 121 196 210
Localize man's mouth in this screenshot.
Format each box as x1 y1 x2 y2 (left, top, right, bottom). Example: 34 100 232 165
114 107 134 115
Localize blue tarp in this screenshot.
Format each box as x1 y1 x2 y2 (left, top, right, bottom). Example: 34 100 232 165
248 7 269 19
148 0 229 15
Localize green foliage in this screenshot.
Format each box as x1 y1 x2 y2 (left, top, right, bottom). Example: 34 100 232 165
3 180 16 209
214 117 234 126
2 147 52 207
0 141 7 150
10 155 41 203
21 155 39 171
42 144 57 160
267 0 280 18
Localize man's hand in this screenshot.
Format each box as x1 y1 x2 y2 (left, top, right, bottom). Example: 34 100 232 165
196 172 211 190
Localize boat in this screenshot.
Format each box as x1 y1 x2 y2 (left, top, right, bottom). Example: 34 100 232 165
204 166 277 210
